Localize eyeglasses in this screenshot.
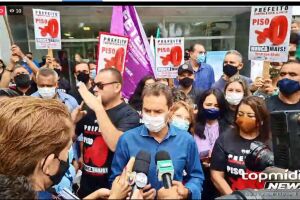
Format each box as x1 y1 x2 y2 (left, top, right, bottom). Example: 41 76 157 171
93 81 119 90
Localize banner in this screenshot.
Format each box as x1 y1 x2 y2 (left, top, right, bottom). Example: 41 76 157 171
97 32 129 74
155 37 184 78
33 9 61 49
248 6 292 62
110 6 155 99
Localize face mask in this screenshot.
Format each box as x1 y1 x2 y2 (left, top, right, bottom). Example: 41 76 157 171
223 64 238 77
38 87 56 99
236 116 257 133
54 68 61 77
196 53 206 64
90 69 97 80
143 112 166 133
179 77 194 88
226 92 244 106
171 117 190 131
77 72 90 84
14 74 31 88
203 108 220 120
48 156 70 186
277 78 300 96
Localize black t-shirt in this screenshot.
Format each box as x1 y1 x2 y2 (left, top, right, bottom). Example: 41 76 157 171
266 95 300 112
77 101 140 196
210 127 265 191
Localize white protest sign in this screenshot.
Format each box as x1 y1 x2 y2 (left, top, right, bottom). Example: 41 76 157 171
97 32 129 74
33 9 61 49
248 6 293 62
155 37 184 78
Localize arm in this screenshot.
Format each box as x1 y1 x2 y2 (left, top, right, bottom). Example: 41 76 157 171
12 45 39 75
184 140 205 199
0 58 15 88
210 170 233 195
210 67 215 87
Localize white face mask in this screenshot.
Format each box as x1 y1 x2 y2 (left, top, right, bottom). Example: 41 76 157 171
142 112 166 133
90 69 97 80
38 87 56 99
225 92 244 106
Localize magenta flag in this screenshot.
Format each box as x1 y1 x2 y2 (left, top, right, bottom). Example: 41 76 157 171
110 6 155 99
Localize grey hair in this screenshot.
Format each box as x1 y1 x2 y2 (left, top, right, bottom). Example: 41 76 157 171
36 67 58 82
225 50 243 63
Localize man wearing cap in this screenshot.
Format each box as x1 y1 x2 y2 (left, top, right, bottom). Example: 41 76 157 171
177 62 203 106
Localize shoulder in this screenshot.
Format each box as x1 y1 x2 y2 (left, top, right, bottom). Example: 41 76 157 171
31 91 39 97
217 127 237 143
119 103 140 117
241 75 253 84
171 125 195 143
120 125 144 140
58 91 78 104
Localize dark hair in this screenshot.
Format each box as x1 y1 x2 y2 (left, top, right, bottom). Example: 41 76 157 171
129 75 155 111
25 52 33 56
142 82 173 108
99 68 123 85
195 88 227 139
290 32 299 44
73 62 89 73
0 175 37 199
0 59 6 69
171 88 193 105
0 89 20 97
235 96 270 142
188 43 204 53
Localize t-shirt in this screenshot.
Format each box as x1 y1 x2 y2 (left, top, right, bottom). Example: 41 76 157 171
77 102 140 197
266 95 300 112
212 75 253 92
210 127 265 191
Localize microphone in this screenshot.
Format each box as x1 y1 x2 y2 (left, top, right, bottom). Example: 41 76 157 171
130 150 151 199
155 151 174 189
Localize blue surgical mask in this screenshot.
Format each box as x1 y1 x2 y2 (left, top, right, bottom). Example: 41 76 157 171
277 78 300 96
171 117 190 131
90 69 97 80
196 53 206 64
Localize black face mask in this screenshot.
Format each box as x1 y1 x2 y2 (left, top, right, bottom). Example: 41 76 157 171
179 77 194 88
77 72 90 84
54 68 61 77
43 155 70 187
14 74 31 88
223 64 238 77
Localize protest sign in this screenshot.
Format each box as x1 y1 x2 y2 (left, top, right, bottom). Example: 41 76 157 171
33 9 61 49
97 32 129 74
155 37 184 78
248 6 293 62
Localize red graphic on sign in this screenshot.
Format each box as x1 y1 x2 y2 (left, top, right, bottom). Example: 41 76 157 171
84 136 109 175
0 6 5 16
104 47 125 72
255 15 288 45
160 46 182 67
39 19 59 38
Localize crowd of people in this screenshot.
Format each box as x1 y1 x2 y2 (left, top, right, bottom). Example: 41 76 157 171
0 22 299 200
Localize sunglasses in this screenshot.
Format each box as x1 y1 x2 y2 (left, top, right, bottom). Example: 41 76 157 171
93 81 119 90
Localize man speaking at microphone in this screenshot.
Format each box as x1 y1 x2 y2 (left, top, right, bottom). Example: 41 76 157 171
110 83 204 199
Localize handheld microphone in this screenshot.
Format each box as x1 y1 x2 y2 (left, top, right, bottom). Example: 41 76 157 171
155 151 174 189
130 150 151 199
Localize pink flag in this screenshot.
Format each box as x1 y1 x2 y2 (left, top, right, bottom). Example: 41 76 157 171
110 6 155 99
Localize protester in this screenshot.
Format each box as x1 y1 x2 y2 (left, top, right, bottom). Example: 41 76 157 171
70 62 92 104
0 175 37 200
21 52 40 74
289 32 300 62
210 96 270 195
266 61 300 111
187 43 215 90
223 76 251 127
193 88 228 200
171 87 193 104
0 97 111 200
253 62 282 100
31 67 78 112
88 60 97 81
109 82 204 199
291 19 300 34
177 62 203 106
75 68 140 198
168 100 195 133
212 50 253 92
128 75 155 113
52 58 71 93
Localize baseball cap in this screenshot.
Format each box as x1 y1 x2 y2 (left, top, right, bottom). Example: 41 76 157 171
178 61 194 75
